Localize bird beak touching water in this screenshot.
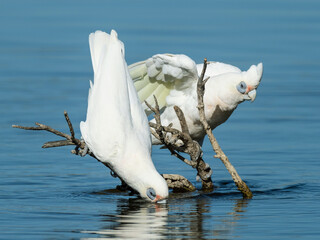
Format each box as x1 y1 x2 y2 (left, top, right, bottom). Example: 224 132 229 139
154 195 167 203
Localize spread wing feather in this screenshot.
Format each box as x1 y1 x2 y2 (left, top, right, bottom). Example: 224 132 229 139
129 54 198 115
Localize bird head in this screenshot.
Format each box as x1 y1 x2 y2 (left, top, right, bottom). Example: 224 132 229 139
129 171 169 203
237 63 263 102
208 63 263 109
142 182 169 203
135 169 169 203
114 151 169 203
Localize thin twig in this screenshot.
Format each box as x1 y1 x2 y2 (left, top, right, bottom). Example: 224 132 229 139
64 111 75 139
63 111 85 148
146 96 213 191
13 122 70 140
197 58 253 199
12 125 42 130
145 98 197 167
12 113 85 150
42 140 75 148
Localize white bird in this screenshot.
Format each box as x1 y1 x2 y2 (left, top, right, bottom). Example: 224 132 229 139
129 54 263 145
80 30 168 202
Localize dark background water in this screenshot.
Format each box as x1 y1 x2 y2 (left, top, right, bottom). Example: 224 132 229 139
1 0 320 239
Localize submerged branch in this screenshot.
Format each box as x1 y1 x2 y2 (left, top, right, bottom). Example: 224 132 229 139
162 174 196 192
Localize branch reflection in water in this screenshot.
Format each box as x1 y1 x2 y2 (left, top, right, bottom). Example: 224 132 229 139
81 193 249 239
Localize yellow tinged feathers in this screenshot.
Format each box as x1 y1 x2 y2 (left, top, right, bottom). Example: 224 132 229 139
129 61 174 114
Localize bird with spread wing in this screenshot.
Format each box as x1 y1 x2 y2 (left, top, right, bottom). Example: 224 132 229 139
80 30 168 202
129 54 263 145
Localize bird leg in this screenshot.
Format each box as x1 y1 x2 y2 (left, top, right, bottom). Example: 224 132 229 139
197 58 253 199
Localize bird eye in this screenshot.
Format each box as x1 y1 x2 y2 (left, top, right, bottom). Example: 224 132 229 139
236 81 247 94
146 188 156 200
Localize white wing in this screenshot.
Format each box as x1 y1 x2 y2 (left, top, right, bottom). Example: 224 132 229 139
80 30 131 164
129 54 198 115
196 61 241 77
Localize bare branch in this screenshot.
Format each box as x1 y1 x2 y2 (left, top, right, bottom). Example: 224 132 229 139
13 111 194 192
12 125 42 130
146 99 196 167
42 140 75 148
13 113 86 151
63 111 85 148
173 106 190 135
197 58 253 199
162 174 196 192
146 97 213 191
64 111 75 139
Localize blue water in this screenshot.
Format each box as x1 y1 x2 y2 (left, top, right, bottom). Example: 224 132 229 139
1 0 320 239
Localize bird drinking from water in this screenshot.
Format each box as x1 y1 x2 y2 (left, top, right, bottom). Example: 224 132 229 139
80 30 168 202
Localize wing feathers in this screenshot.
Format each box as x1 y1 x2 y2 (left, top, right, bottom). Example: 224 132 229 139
137 80 160 102
142 84 170 115
129 54 198 116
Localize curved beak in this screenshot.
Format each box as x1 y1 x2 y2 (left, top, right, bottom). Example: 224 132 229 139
243 85 257 102
247 89 257 102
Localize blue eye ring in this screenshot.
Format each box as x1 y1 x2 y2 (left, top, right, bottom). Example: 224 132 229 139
146 188 156 200
237 81 247 94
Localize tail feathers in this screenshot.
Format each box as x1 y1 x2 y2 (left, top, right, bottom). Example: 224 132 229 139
81 30 130 156
89 30 124 75
89 30 109 74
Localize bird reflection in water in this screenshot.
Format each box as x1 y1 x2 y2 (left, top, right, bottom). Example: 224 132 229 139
81 193 250 240
82 198 168 239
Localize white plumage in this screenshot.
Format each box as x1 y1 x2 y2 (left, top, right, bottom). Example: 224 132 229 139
129 54 263 145
80 30 168 202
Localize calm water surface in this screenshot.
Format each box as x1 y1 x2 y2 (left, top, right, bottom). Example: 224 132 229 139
1 0 320 239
